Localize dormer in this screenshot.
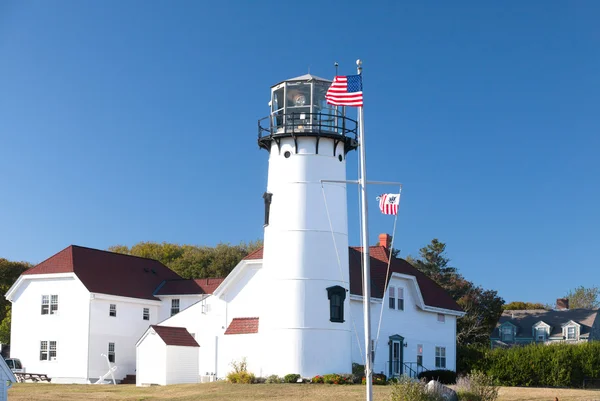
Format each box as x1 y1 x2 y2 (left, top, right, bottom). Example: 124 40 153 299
561 320 581 341
499 321 517 343
532 321 551 342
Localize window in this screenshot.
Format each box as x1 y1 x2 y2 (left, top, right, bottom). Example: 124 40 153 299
171 299 180 316
417 344 423 365
143 308 150 321
108 343 115 363
389 287 395 309
501 325 514 342
437 313 445 323
536 328 546 342
435 346 446 369
263 192 272 226
326 286 346 323
50 295 58 314
41 295 58 315
40 341 57 361
41 295 49 315
49 341 57 360
40 341 48 360
397 288 404 311
109 304 117 317
567 326 576 340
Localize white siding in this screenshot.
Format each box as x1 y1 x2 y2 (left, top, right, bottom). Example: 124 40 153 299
350 275 458 376
136 331 166 386
10 276 90 383
156 295 202 322
165 346 199 384
88 295 160 381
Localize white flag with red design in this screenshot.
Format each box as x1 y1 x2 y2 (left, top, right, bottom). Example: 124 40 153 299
378 193 400 215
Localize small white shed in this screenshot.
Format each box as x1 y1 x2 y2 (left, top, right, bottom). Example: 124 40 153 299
136 325 199 386
0 357 17 401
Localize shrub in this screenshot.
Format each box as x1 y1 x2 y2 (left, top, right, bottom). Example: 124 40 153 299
455 371 499 401
361 373 388 385
283 373 301 383
418 369 457 384
266 374 282 384
352 363 365 383
226 357 256 384
390 376 444 401
253 376 266 384
311 375 324 384
322 373 351 384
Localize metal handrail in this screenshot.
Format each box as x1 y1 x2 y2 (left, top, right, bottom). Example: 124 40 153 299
258 112 358 141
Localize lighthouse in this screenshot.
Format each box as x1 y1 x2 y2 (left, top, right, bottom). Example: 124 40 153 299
257 74 358 377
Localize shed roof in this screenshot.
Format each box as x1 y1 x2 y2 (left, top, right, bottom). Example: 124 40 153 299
151 325 199 347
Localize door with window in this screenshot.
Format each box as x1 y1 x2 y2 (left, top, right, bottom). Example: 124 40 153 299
388 334 404 377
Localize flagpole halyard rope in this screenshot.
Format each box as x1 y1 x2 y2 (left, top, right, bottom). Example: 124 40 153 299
320 182 366 365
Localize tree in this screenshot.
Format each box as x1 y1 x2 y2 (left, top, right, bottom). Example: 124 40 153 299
407 239 504 346
565 286 600 309
108 240 263 279
0 258 31 344
503 301 548 311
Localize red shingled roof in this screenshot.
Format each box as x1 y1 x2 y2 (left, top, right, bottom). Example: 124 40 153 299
155 277 225 296
225 317 259 335
23 245 182 300
243 248 263 260
151 325 199 347
349 246 462 312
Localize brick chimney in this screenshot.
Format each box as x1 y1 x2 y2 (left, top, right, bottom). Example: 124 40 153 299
556 298 569 310
378 233 391 249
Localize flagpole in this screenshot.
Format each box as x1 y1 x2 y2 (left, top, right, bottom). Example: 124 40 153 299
357 59 373 401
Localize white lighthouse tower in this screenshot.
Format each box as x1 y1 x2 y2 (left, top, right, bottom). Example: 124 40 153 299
257 74 358 377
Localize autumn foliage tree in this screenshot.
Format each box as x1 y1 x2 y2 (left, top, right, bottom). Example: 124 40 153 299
407 239 504 346
108 240 263 279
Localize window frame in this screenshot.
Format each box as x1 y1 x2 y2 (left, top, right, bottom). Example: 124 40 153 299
435 346 446 369
41 294 58 315
171 299 180 316
437 313 445 323
388 287 395 309
397 287 404 311
501 325 514 342
109 304 117 317
40 340 57 361
566 326 576 340
326 285 346 323
143 308 150 321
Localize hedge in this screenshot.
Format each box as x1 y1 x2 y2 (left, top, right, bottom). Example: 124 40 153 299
458 342 600 388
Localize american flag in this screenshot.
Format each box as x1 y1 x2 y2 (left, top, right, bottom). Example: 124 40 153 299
326 75 363 107
378 193 400 215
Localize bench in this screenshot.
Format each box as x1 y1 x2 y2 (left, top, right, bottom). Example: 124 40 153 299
14 373 51 383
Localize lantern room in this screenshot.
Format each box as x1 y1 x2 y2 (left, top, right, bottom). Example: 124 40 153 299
258 74 358 154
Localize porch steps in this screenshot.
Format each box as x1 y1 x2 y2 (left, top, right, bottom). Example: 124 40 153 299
119 375 136 385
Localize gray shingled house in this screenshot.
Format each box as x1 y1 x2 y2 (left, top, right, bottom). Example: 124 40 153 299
490 298 600 348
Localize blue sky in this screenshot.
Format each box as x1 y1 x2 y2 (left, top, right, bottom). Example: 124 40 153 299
1 1 598 306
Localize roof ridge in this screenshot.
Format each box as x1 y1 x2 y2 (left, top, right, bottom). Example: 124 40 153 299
70 245 168 264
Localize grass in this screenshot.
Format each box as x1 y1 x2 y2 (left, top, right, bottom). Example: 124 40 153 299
7 382 600 401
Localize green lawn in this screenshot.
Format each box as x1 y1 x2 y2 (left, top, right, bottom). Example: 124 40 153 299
7 382 600 401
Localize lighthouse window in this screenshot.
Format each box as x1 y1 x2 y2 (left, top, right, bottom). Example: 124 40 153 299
263 192 272 226
326 285 346 323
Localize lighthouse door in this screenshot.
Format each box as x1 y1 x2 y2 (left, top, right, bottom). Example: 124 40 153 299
388 334 404 377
